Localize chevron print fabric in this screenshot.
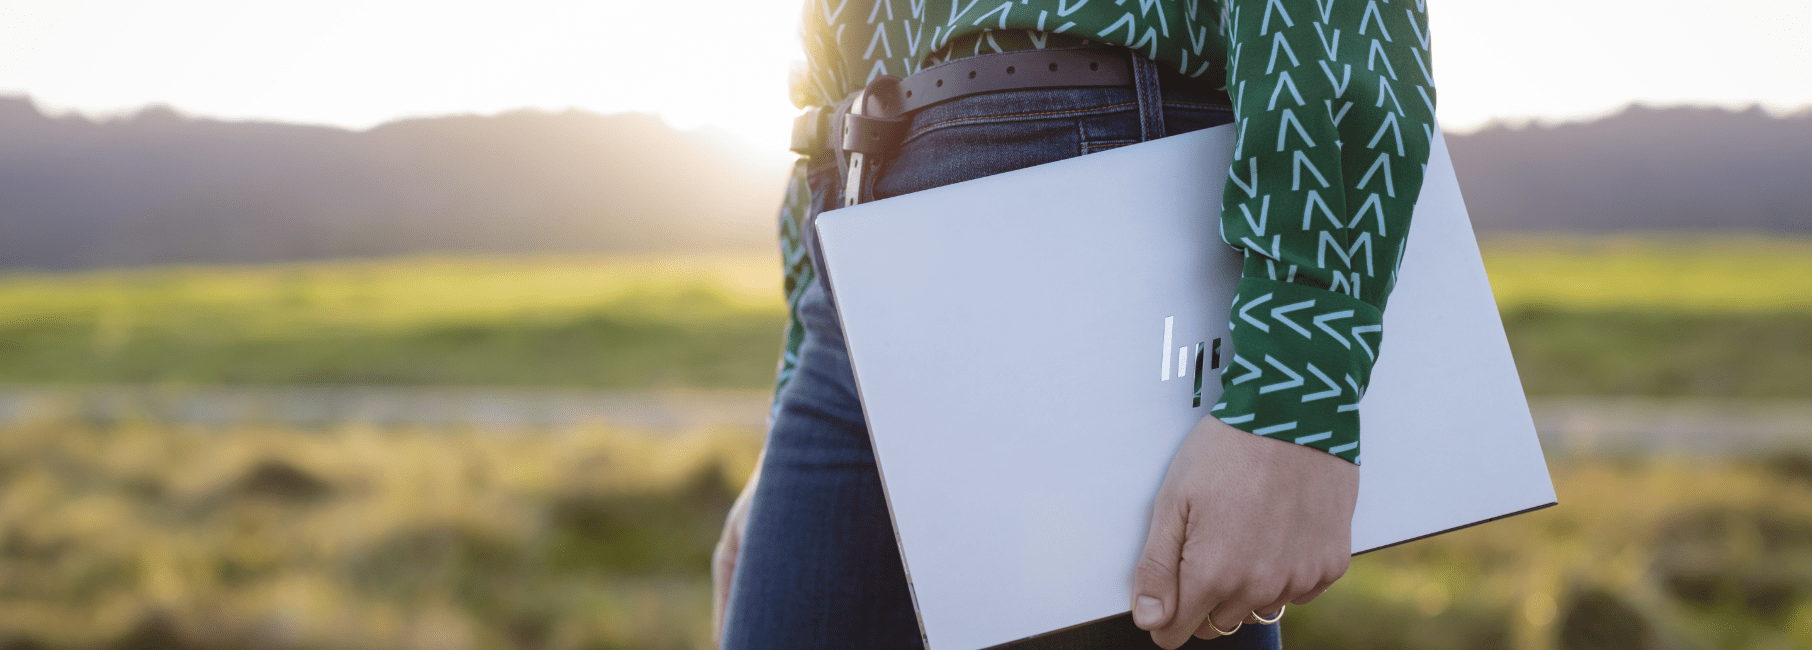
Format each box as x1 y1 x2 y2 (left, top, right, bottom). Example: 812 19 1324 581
770 160 819 420
1213 0 1433 463
1214 277 1381 462
782 0 1435 464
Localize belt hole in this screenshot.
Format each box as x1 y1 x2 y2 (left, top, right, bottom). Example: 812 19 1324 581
936 79 943 87
968 70 977 79
1006 65 1016 74
1089 62 1100 71
1048 63 1059 72
905 89 913 98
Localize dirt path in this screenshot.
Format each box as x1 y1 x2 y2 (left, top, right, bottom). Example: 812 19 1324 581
2 386 1807 455
0 384 772 432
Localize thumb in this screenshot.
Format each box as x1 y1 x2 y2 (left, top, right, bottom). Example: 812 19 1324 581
1132 496 1185 630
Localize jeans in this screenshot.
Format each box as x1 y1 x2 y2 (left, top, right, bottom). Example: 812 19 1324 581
722 53 1281 650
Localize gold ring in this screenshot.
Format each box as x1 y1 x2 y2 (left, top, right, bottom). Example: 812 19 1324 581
1205 614 1242 636
1253 605 1285 625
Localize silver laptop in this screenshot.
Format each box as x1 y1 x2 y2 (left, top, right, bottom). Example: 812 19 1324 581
814 124 1555 650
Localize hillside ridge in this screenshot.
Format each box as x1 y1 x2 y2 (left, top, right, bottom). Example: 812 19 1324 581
2 97 1806 270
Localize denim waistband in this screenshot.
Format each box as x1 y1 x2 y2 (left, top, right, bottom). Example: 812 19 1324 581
803 48 1229 170
897 81 1230 149
800 50 1236 293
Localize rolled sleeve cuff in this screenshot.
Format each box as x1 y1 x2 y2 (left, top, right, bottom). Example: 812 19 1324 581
1213 277 1382 464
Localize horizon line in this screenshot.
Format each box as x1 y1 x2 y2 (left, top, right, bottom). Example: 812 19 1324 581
4 91 1810 140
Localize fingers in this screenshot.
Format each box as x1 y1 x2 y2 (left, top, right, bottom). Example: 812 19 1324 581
1186 564 1322 641
1293 580 1333 605
1207 601 1255 635
1131 496 1185 633
1187 594 1286 640
1141 541 1343 647
1190 610 1234 640
1130 416 1361 647
1193 582 1278 640
1248 603 1286 624
711 519 744 646
1291 556 1347 605
1151 524 1232 648
1189 572 1317 643
1155 562 1220 648
713 474 758 646
1248 592 1291 623
711 539 735 645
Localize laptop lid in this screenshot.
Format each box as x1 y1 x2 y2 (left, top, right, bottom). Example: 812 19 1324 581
815 124 1555 650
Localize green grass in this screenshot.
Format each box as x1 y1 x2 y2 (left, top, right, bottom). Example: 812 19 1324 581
1479 234 1812 314
1 236 1808 397
1 416 1808 650
1478 235 1812 398
0 417 761 650
1290 454 1812 650
2 237 1809 649
1503 309 1812 398
0 254 787 389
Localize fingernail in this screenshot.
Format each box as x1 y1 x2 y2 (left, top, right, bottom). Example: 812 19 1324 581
1133 596 1164 628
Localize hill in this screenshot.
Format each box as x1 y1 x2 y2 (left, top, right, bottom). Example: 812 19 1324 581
0 97 791 269
1 97 1807 270
1447 104 1812 233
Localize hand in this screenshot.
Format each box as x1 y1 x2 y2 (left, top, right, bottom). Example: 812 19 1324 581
1131 416 1359 648
712 467 759 647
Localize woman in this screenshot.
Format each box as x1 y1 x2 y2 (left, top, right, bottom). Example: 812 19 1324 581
716 2 1437 647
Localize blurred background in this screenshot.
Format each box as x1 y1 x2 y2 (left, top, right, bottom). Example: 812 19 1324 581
1 1 1809 649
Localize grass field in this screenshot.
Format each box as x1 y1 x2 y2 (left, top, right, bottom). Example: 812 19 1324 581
1484 235 1812 399
1 235 1808 649
0 254 787 389
0 415 1808 650
0 416 761 650
2 235 1809 397
1478 235 1812 314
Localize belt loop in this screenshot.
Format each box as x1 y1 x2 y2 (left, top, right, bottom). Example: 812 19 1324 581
839 76 908 207
789 106 824 157
840 89 869 208
828 91 858 200
1131 54 1166 142
805 90 862 297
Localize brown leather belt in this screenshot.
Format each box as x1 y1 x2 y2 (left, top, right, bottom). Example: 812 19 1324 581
791 48 1139 160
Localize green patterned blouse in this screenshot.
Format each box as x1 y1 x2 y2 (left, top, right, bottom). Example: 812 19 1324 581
774 0 1436 464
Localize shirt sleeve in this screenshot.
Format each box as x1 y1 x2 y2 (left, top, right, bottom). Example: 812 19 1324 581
770 159 817 420
1211 0 1437 464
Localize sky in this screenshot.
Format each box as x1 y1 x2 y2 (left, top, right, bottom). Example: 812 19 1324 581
2 0 1809 154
